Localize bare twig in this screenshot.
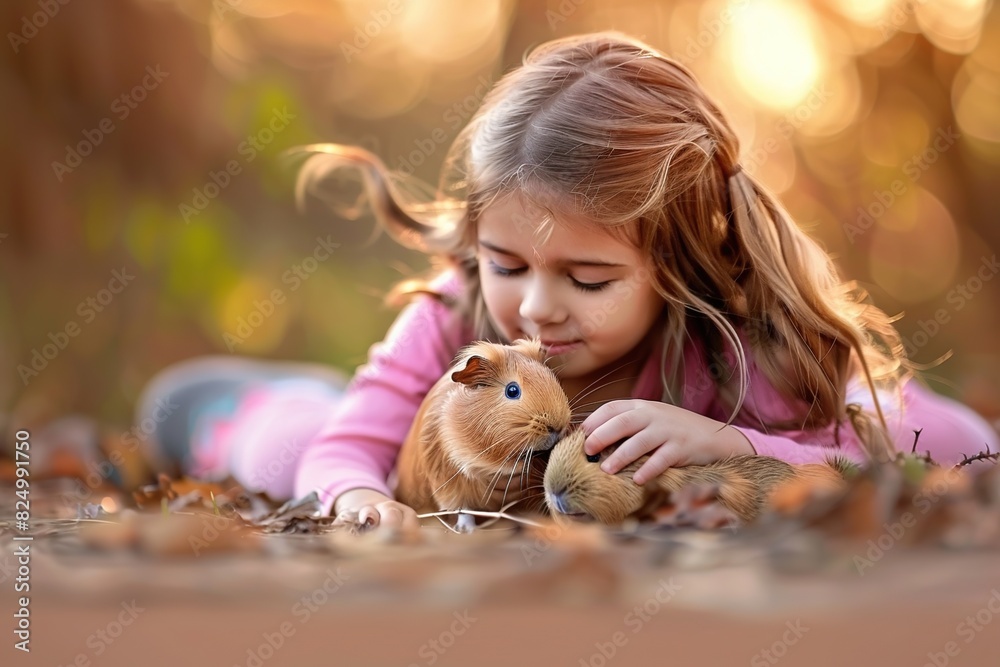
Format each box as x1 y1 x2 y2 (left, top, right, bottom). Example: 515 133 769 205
954 444 1000 469
417 508 545 528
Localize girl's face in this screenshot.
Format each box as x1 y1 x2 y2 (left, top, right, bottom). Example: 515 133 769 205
477 194 666 384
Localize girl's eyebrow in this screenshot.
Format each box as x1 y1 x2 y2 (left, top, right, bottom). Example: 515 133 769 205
478 239 626 268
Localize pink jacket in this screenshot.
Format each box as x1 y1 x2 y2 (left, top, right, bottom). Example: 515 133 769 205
295 271 908 515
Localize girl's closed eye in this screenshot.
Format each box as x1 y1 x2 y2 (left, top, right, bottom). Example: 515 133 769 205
485 260 525 278
486 260 612 293
572 279 612 293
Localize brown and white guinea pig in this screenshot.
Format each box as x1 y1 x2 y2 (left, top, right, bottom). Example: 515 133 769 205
543 429 846 525
394 338 572 530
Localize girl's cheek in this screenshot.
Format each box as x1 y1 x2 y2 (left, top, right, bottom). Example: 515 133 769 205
480 278 512 325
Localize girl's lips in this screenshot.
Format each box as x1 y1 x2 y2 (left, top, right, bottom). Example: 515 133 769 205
543 340 582 355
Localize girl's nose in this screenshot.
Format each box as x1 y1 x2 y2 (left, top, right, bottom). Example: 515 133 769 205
519 276 566 326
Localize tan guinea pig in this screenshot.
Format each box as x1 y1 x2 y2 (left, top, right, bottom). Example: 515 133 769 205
394 338 572 530
543 429 846 525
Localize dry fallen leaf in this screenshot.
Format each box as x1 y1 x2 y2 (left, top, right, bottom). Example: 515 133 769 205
646 482 743 529
79 509 260 557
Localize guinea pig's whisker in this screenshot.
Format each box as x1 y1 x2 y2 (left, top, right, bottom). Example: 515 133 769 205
568 361 642 409
568 400 612 412
482 455 510 498
483 447 523 503
500 447 528 506
569 375 639 411
431 466 470 496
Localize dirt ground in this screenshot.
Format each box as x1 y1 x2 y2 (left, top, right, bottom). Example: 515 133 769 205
3 471 1000 667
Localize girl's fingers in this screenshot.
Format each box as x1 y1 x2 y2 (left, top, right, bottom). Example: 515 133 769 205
377 505 403 528
358 505 380 529
600 432 660 474
399 506 421 532
632 445 680 485
583 403 647 456
581 400 641 444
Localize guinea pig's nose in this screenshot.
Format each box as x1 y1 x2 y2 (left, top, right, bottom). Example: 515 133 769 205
543 426 562 451
548 489 571 514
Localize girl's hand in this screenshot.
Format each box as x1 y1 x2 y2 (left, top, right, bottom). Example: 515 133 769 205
332 488 421 532
581 400 756 485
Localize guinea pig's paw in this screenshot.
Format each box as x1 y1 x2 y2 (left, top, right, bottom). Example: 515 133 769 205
652 484 742 530
455 512 477 533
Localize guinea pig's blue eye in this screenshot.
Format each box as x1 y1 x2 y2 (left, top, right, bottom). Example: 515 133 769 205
504 382 521 399
586 453 600 463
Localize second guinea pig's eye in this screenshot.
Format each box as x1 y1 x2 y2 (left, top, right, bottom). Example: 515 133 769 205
585 453 600 463
505 382 521 399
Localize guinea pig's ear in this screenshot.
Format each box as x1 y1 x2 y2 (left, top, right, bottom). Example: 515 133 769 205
451 355 497 388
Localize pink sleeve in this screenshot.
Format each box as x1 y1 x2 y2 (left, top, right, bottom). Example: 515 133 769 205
709 338 882 467
732 422 869 466
294 292 468 515
728 373 904 466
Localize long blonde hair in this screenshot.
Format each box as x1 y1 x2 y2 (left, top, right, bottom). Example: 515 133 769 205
292 31 909 462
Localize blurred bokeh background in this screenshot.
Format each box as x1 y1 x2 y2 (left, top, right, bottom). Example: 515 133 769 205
2 0 999 442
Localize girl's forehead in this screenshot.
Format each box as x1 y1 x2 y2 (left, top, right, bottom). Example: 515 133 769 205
478 191 637 247
478 216 642 270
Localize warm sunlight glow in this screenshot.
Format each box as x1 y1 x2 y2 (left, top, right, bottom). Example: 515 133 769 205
215 276 293 352
728 0 823 109
399 0 504 63
869 189 960 303
101 497 119 513
829 0 897 24
954 25 1000 146
915 0 989 54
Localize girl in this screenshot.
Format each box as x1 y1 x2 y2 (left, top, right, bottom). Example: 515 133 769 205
136 32 998 531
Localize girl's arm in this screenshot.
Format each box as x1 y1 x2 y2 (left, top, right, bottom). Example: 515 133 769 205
730 421 870 466
726 364 899 467
293 288 468 516
585 342 896 480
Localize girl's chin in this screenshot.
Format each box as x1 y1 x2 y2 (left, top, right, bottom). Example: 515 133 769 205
546 350 598 378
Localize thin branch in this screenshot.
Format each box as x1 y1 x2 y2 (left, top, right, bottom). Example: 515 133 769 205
954 444 1000 469
417 508 545 528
